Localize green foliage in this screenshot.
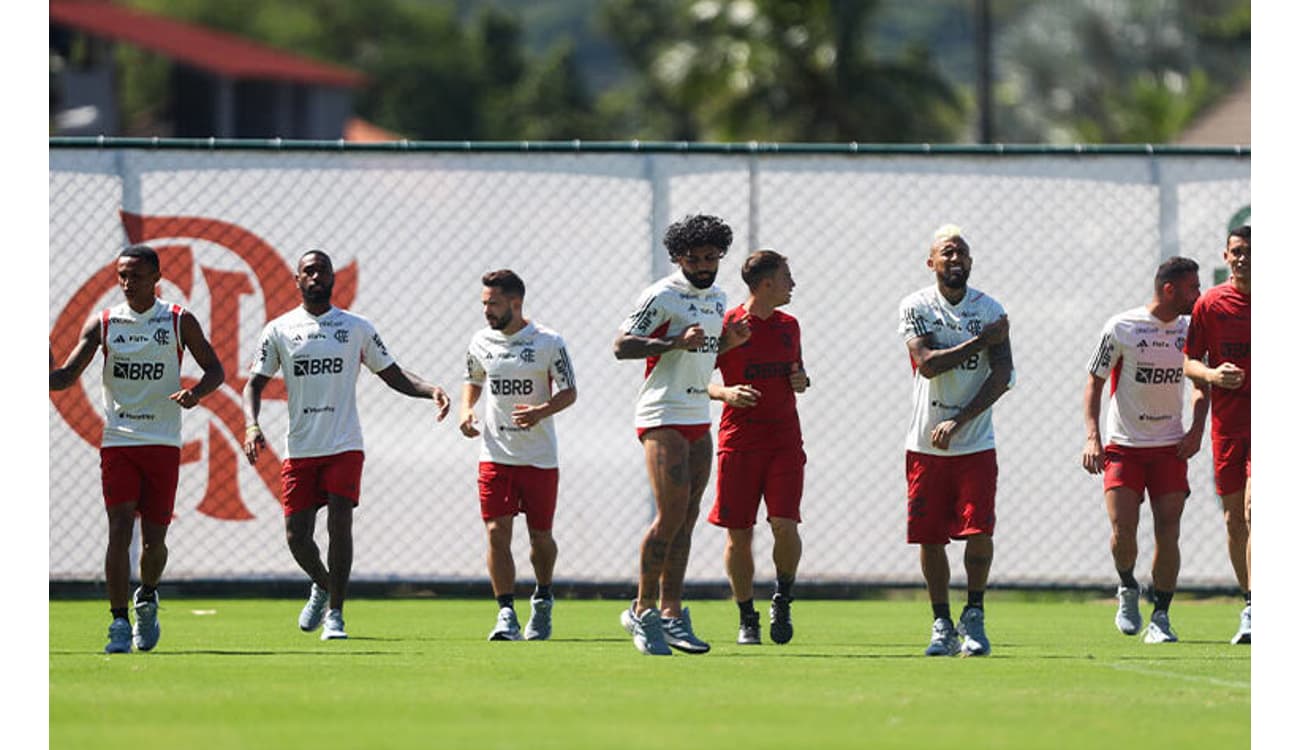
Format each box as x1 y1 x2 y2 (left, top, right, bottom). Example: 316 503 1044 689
596 0 963 142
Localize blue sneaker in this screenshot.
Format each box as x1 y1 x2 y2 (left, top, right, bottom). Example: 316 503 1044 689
924 618 959 656
524 595 553 641
621 602 671 656
132 588 160 652
661 607 710 654
105 617 132 654
1143 610 1178 643
958 607 990 656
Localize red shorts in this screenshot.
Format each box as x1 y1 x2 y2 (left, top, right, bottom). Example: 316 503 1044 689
905 449 997 544
1211 436 1251 496
1102 444 1189 499
478 462 559 531
637 424 711 443
100 445 181 526
709 447 805 528
280 451 364 517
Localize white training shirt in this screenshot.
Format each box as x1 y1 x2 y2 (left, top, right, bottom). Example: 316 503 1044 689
465 321 575 469
99 298 185 448
250 306 395 459
1086 306 1190 447
898 284 1012 456
619 269 726 428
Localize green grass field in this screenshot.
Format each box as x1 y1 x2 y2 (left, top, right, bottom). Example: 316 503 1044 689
50 595 1249 749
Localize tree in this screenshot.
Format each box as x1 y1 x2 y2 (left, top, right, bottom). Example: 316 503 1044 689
993 0 1250 143
597 0 963 142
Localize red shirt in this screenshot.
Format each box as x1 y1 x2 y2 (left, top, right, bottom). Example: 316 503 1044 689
715 306 803 451
1183 281 1250 438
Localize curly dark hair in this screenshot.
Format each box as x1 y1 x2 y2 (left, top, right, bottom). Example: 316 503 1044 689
663 214 733 258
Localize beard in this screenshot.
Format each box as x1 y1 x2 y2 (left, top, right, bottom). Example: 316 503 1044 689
301 280 333 305
685 269 717 289
940 267 969 289
487 309 513 330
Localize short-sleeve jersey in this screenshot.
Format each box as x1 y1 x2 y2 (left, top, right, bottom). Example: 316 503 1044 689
618 269 727 428
1183 282 1250 439
1086 306 1190 447
464 321 575 469
250 306 395 459
897 285 1010 456
715 306 802 452
99 298 185 448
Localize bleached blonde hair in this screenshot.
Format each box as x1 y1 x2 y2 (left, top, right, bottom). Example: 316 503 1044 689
932 224 965 244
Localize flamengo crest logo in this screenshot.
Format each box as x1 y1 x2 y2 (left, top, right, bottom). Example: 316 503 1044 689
49 211 359 521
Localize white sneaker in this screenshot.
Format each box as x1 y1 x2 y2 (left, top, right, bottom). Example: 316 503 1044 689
1115 585 1142 636
924 618 959 656
299 583 328 632
320 608 348 640
1231 603 1251 645
105 617 132 654
1144 610 1178 643
488 607 523 641
132 588 161 651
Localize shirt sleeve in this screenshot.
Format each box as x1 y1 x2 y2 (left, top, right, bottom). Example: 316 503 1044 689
549 336 576 391
1086 319 1118 378
1183 298 1209 359
250 324 280 377
897 297 929 342
620 287 668 336
360 321 397 373
464 341 486 385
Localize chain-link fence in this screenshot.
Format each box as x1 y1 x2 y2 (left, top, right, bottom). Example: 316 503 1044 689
49 140 1250 589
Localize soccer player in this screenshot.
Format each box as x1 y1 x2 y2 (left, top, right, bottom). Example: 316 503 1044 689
460 270 577 641
898 224 1013 658
50 244 226 654
707 250 809 645
1081 257 1208 644
1183 225 1251 644
241 250 450 641
613 213 750 656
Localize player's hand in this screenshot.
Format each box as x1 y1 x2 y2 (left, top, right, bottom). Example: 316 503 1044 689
675 324 707 351
431 387 451 421
789 365 809 393
169 388 200 409
1212 362 1245 390
242 425 266 464
512 403 546 429
723 384 761 408
458 410 480 438
1081 435 1105 474
1176 426 1203 460
930 419 961 450
978 316 1010 346
721 316 752 350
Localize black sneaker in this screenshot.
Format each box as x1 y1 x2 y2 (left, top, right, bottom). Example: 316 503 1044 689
770 595 793 644
737 611 761 645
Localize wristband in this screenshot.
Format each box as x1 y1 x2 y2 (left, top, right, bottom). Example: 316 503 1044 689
245 424 262 436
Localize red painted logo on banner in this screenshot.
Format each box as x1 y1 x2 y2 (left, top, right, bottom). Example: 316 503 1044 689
49 211 359 520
